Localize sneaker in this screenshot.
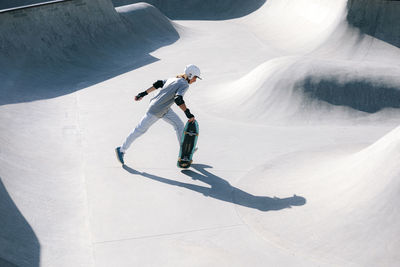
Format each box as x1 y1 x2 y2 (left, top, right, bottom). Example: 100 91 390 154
115 147 125 165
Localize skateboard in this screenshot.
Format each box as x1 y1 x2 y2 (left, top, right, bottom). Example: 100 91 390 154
177 120 199 168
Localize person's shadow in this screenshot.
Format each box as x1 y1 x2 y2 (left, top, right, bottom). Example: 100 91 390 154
123 164 306 211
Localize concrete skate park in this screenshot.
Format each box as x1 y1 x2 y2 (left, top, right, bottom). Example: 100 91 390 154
1 0 400 266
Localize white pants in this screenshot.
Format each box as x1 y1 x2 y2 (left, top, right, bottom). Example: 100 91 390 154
121 109 184 153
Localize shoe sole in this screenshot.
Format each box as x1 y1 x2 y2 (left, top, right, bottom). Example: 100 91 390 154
115 148 125 165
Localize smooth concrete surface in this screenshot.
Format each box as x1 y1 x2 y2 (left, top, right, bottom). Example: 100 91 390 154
1 0 400 266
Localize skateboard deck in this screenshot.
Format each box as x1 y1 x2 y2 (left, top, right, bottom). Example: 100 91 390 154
177 120 199 168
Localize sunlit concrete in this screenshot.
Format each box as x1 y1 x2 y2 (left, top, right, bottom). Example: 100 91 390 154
1 0 400 266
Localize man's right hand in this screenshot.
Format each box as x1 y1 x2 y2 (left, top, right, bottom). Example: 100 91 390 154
135 91 148 101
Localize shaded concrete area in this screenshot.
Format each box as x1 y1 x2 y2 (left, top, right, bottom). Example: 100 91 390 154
0 178 40 267
0 0 53 10
347 0 400 48
299 77 400 113
0 0 179 105
0 52 159 106
112 0 267 20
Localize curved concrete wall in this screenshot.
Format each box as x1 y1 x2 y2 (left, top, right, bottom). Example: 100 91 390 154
0 0 178 105
0 179 40 267
0 1 179 265
347 0 400 47
112 0 266 20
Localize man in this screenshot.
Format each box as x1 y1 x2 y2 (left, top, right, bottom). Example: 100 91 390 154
115 64 201 165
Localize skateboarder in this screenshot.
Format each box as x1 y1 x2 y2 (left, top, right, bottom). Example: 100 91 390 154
115 64 202 165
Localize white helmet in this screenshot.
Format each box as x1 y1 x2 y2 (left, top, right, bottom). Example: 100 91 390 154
184 64 202 80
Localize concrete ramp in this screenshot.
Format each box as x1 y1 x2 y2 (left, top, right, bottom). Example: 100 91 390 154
237 125 400 266
112 0 267 20
206 0 400 124
1 0 400 266
0 1 179 266
347 0 400 48
0 0 178 105
0 179 40 266
210 57 400 123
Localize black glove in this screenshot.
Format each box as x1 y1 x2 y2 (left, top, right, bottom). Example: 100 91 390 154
135 91 148 100
184 109 194 119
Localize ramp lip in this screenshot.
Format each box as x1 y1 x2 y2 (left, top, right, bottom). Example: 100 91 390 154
0 0 72 13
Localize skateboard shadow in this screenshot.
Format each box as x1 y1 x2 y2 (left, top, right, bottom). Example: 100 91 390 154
123 164 306 212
